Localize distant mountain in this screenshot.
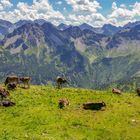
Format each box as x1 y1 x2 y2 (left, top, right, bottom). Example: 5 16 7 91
79 23 122 36
0 19 13 28
0 19 14 39
0 21 90 87
0 19 140 91
123 21 140 29
34 19 53 26
14 20 33 28
101 24 122 36
106 24 140 49
79 23 97 31
57 23 71 30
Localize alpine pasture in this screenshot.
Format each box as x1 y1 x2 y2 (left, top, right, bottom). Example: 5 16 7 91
0 85 140 140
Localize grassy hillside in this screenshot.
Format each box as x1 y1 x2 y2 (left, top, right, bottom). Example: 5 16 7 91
0 86 140 140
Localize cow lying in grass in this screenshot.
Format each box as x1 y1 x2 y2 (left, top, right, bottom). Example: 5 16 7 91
5 76 19 86
0 100 15 107
56 76 68 89
19 77 31 89
83 102 106 110
58 99 69 109
112 88 121 95
0 86 10 100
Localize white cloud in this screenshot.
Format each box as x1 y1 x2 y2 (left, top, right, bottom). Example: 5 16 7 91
0 0 13 11
0 0 65 24
107 2 140 26
63 7 66 11
132 2 140 16
64 13 106 27
109 2 140 19
120 4 126 8
1 0 13 8
63 0 106 27
0 3 3 11
66 0 101 13
0 0 139 27
56 1 63 5
112 2 117 11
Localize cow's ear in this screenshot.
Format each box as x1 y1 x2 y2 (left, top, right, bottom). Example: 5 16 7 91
102 102 105 106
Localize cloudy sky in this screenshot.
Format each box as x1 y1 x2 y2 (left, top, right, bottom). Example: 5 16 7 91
0 0 140 27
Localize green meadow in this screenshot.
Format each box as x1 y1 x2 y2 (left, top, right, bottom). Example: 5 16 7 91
0 86 140 140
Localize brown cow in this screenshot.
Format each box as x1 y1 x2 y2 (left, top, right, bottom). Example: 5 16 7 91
112 88 121 95
136 88 140 96
5 76 19 86
83 102 106 110
0 86 10 100
7 83 17 90
56 76 68 89
19 77 31 88
58 99 69 108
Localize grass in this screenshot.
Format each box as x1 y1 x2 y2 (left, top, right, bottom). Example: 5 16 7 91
0 85 140 140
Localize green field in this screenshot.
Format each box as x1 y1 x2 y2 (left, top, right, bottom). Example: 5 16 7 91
0 86 140 140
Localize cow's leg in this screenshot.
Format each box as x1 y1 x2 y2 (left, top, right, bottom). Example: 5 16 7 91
60 83 62 88
58 83 60 89
28 81 30 88
22 82 24 88
1 96 3 101
26 82 28 89
24 82 26 89
16 79 18 87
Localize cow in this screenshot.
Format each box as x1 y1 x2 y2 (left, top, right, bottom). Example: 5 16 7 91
58 99 69 109
136 88 140 96
56 76 68 89
112 88 121 95
0 100 16 107
0 86 10 100
7 83 17 90
83 102 106 110
5 76 19 86
19 77 31 88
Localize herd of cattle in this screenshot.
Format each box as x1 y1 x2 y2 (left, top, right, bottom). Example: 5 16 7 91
0 75 140 109
0 76 31 107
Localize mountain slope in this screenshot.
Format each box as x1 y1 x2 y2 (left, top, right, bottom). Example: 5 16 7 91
0 22 91 87
0 19 140 90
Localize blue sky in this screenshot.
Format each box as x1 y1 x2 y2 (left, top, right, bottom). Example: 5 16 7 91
11 0 140 15
0 0 140 26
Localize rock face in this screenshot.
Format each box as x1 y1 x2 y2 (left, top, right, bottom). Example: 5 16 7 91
0 19 140 90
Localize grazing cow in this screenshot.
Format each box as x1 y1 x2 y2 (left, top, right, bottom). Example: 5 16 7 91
7 83 17 90
0 87 10 100
5 76 19 86
112 88 121 95
0 100 15 107
136 88 140 96
83 102 106 110
19 77 31 88
56 76 68 89
58 99 69 108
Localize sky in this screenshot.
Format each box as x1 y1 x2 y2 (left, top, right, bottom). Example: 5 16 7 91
0 0 140 27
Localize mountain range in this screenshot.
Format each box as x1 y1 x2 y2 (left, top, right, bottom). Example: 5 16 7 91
0 19 140 91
